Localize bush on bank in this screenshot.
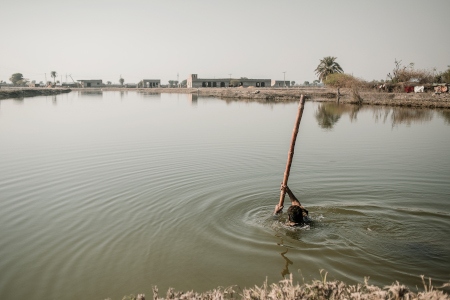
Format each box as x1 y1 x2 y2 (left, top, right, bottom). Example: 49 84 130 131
109 274 450 300
323 73 367 89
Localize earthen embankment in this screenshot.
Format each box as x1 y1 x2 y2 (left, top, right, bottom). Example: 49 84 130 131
0 88 72 100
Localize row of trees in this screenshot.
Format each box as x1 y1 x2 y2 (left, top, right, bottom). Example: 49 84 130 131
9 71 59 86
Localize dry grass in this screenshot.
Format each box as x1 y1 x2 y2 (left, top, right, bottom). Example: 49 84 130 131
109 274 450 300
387 60 435 84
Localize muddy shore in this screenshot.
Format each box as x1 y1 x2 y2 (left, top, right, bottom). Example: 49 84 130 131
2 87 449 108
0 87 72 100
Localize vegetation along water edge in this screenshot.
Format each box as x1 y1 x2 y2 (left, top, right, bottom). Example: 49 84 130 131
0 87 71 100
107 274 450 300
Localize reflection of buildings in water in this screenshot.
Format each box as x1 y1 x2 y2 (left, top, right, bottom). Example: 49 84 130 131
78 90 103 97
137 92 161 99
188 94 198 105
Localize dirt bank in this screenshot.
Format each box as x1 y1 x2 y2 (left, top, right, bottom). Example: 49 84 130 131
84 87 449 108
0 88 72 100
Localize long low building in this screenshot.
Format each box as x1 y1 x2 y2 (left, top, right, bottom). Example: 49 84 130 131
77 80 103 88
187 74 229 88
238 78 271 88
187 74 271 88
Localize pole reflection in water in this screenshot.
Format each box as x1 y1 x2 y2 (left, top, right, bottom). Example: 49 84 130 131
280 248 293 278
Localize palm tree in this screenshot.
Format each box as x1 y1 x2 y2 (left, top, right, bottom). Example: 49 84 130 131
315 56 343 82
50 71 57 84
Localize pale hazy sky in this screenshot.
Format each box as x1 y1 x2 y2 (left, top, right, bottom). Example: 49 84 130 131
1 0 449 85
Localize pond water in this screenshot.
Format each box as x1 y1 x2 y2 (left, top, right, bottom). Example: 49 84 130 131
0 91 449 299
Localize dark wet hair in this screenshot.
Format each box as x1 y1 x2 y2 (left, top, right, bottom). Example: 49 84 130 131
287 205 304 224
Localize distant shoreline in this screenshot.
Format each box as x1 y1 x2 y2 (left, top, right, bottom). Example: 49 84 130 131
2 87 449 108
70 86 450 108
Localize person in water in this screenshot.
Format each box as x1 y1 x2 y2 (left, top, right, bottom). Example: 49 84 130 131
275 185 309 226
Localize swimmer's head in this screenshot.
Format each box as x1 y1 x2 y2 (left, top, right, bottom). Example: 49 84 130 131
287 205 303 225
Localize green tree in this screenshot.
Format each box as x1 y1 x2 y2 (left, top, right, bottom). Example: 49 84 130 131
119 77 124 85
51 71 57 84
10 73 24 85
315 56 344 82
168 80 179 87
303 81 310 86
291 81 295 86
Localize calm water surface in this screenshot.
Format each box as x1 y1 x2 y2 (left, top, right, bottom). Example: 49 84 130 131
0 91 449 299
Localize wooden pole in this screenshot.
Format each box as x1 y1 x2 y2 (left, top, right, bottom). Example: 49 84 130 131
274 94 305 214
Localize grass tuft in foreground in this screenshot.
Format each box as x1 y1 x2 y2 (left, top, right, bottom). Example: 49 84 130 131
109 274 450 300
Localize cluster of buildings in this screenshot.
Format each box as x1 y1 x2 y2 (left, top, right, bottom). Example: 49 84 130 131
76 79 161 88
75 74 290 88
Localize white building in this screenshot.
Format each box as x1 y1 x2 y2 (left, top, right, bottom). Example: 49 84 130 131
187 74 230 88
271 80 290 87
138 79 161 88
77 80 103 88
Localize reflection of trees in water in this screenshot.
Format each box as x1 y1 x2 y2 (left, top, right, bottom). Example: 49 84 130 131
439 110 450 125
315 104 341 129
316 103 436 128
315 103 356 129
138 92 161 99
372 107 433 127
315 103 362 129
347 105 361 122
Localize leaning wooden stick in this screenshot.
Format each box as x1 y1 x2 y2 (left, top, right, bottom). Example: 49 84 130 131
274 94 306 215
